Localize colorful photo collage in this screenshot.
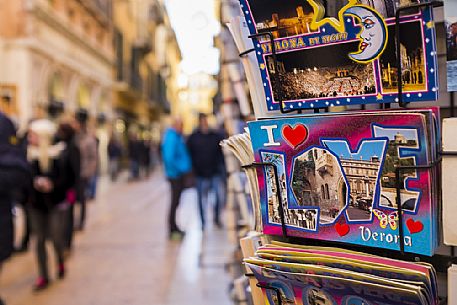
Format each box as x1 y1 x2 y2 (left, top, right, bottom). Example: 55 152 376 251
248 108 440 256
239 0 438 111
245 241 438 305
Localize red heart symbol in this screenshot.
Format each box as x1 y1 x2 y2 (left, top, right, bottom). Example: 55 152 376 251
406 219 424 234
282 124 308 149
335 223 350 237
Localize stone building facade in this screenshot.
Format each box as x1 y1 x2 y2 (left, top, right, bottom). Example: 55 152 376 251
340 156 381 205
291 148 347 224
0 0 114 128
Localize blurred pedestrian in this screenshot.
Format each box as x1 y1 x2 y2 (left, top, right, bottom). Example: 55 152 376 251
140 139 151 178
108 135 122 181
87 137 99 200
150 140 160 169
14 128 32 253
0 112 30 304
187 113 225 230
161 118 192 240
56 123 80 252
128 133 142 180
27 120 78 290
74 111 97 231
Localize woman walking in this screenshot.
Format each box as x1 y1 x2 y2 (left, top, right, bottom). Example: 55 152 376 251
27 120 79 290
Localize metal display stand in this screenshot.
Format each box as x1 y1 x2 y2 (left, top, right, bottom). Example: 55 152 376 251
238 1 457 304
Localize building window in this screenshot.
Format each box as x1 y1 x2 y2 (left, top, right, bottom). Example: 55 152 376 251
96 30 105 45
325 184 330 200
67 7 75 21
115 28 124 81
83 20 91 35
321 185 325 200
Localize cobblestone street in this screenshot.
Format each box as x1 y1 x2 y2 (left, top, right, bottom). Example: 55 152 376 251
1 171 233 305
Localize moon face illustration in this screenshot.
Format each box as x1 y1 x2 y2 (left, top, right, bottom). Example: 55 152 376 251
344 6 388 63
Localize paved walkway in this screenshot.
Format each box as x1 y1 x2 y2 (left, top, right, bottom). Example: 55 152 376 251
1 171 233 305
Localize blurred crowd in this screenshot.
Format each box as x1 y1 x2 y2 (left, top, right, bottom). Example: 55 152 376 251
0 108 160 304
0 108 227 304
161 113 227 240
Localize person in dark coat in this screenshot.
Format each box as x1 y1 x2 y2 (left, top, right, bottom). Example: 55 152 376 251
187 114 225 229
56 123 80 252
0 112 30 305
13 129 32 252
27 120 79 291
140 139 151 177
128 133 142 180
108 136 122 181
74 112 97 231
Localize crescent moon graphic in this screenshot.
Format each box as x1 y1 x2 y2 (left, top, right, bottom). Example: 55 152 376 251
344 6 388 63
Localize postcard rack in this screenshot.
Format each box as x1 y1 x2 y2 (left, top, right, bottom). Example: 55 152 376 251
239 1 444 114
236 0 457 303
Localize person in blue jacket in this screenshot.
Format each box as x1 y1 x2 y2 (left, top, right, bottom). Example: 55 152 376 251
161 118 192 240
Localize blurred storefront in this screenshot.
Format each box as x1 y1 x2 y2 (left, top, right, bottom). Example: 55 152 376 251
112 0 182 147
0 0 114 128
177 72 218 134
0 0 183 174
0 0 114 175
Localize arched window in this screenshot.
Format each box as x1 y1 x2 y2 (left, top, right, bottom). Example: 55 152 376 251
48 72 65 102
77 83 91 109
325 184 330 200
321 185 325 200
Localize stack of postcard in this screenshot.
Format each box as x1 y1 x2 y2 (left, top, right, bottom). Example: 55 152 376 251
247 108 440 256
222 132 263 231
245 241 439 305
237 0 439 114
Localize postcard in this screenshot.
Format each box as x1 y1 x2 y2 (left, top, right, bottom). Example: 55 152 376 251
248 257 434 304
263 242 437 285
259 242 437 300
252 256 433 301
246 263 430 305
245 242 438 304
248 109 439 255
239 0 439 112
